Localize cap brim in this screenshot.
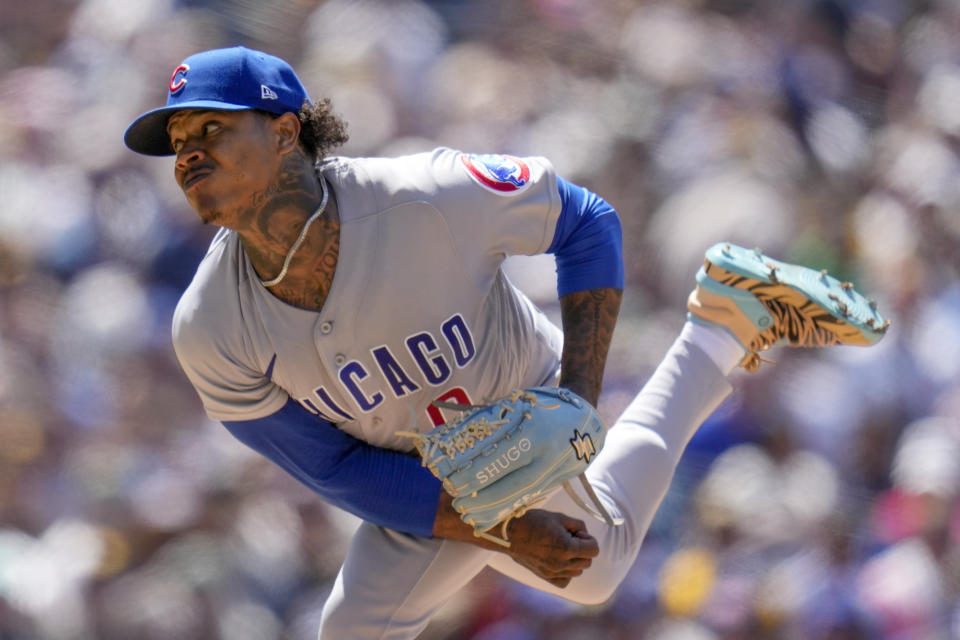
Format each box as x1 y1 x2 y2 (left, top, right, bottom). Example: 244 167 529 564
123 100 252 156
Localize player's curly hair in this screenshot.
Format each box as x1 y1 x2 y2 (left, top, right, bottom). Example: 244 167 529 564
295 98 349 161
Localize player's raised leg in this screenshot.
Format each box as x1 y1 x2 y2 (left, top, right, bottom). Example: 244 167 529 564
487 326 733 602
487 241 888 602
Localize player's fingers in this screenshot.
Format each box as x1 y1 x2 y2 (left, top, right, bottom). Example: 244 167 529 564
554 559 591 576
546 563 590 586
535 555 591 578
568 532 599 557
560 514 589 534
560 517 599 557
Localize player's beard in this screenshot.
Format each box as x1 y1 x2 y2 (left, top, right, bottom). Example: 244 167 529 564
187 193 223 226
188 195 237 228
184 179 246 228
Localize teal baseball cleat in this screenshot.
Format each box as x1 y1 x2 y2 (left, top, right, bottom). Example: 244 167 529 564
687 242 889 371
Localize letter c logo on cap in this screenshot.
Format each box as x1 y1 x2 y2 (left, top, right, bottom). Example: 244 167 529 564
169 64 189 94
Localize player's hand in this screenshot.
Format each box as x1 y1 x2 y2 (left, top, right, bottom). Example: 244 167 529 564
504 509 599 588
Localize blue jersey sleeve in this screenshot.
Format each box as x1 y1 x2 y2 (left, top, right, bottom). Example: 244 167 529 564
222 399 440 537
547 177 624 296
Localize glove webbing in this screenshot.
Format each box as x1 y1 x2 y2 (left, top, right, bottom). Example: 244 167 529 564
399 390 560 490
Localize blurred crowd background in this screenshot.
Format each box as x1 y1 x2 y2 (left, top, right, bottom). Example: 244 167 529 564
2 0 960 638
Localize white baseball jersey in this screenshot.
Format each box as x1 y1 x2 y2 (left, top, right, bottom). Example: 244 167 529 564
172 148 565 450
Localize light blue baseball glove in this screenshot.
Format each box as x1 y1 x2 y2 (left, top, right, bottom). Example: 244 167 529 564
399 386 622 547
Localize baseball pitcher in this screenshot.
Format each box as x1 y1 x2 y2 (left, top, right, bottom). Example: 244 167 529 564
124 47 888 639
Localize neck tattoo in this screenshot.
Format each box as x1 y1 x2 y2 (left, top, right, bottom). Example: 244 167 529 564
260 166 329 288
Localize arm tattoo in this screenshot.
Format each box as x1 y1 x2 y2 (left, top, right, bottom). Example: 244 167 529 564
558 288 623 407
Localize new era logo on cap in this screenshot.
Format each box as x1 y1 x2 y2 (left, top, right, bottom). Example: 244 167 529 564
260 84 279 100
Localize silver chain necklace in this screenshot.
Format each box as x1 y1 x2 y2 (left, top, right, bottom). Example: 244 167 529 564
260 166 329 288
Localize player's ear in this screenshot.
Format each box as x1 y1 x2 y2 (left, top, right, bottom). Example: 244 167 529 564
272 112 301 155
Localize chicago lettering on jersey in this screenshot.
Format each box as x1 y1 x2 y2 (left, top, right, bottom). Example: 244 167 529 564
299 313 476 420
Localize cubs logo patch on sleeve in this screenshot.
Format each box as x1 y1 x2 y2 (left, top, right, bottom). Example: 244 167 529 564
460 153 532 195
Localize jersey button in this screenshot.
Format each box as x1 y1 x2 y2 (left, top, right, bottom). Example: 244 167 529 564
334 354 346 366
319 321 333 335
372 417 382 425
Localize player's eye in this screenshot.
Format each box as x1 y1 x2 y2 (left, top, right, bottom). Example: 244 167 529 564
202 121 222 136
171 138 184 154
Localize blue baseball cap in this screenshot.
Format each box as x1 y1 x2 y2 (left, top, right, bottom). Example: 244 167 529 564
124 46 311 156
